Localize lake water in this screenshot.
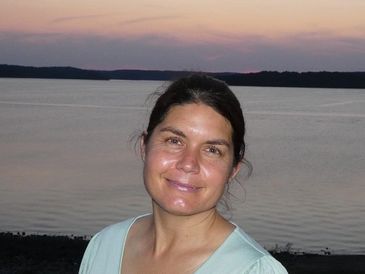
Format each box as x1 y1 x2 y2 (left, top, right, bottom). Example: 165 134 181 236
1 78 364 255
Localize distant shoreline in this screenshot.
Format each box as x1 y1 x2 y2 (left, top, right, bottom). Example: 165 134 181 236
1 232 364 274
1 64 364 89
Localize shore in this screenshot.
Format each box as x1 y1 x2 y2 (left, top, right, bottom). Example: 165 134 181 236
1 233 364 274
1 64 365 88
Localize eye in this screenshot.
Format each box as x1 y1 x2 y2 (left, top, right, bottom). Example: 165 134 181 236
205 146 222 156
166 136 182 146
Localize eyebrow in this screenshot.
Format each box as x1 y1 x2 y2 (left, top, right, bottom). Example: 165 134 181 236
206 139 231 148
159 126 231 148
159 126 186 138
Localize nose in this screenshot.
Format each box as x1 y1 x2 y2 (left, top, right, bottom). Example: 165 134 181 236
176 147 200 174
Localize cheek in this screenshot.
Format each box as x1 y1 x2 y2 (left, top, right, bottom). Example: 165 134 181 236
144 148 177 172
201 160 234 183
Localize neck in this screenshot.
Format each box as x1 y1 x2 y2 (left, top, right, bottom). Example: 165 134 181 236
145 203 232 256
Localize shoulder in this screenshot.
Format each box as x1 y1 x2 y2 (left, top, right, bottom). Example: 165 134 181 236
227 227 287 273
243 255 288 274
78 215 144 274
229 226 270 259
91 217 136 244
196 226 287 274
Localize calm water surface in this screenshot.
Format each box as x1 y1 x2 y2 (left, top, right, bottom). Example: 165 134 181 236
1 78 364 254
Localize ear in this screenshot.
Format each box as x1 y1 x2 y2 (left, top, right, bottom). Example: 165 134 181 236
229 162 241 181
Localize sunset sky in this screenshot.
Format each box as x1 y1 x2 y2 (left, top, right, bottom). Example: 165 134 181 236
1 0 364 72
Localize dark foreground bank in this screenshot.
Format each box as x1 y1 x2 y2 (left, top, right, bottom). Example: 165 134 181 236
1 232 364 274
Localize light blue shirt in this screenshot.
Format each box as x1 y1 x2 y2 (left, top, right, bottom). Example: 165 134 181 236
79 215 288 274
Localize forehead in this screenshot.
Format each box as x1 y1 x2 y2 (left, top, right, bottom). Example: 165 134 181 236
157 103 232 138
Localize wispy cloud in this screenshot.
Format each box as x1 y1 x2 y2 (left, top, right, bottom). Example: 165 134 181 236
51 14 109 24
120 15 181 26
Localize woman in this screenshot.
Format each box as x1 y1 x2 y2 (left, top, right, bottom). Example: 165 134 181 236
79 74 288 274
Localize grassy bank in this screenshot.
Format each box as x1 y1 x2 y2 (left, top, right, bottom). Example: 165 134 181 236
1 232 364 274
0 232 87 274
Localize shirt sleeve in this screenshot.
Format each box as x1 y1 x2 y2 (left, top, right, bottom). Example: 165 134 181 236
78 233 101 274
244 255 288 274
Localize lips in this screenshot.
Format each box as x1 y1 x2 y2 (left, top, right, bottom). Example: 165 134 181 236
167 179 201 193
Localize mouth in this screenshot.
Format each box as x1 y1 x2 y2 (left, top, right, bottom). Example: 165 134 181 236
166 179 201 193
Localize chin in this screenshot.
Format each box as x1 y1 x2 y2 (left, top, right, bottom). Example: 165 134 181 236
152 198 217 217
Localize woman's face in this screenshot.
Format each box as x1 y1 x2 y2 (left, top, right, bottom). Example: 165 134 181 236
142 103 240 216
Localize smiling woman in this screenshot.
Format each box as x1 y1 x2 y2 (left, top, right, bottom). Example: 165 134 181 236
79 74 287 274
142 103 237 217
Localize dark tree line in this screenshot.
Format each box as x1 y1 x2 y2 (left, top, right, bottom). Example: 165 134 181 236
1 64 364 88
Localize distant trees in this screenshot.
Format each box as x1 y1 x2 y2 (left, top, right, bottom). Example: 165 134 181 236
1 64 364 88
